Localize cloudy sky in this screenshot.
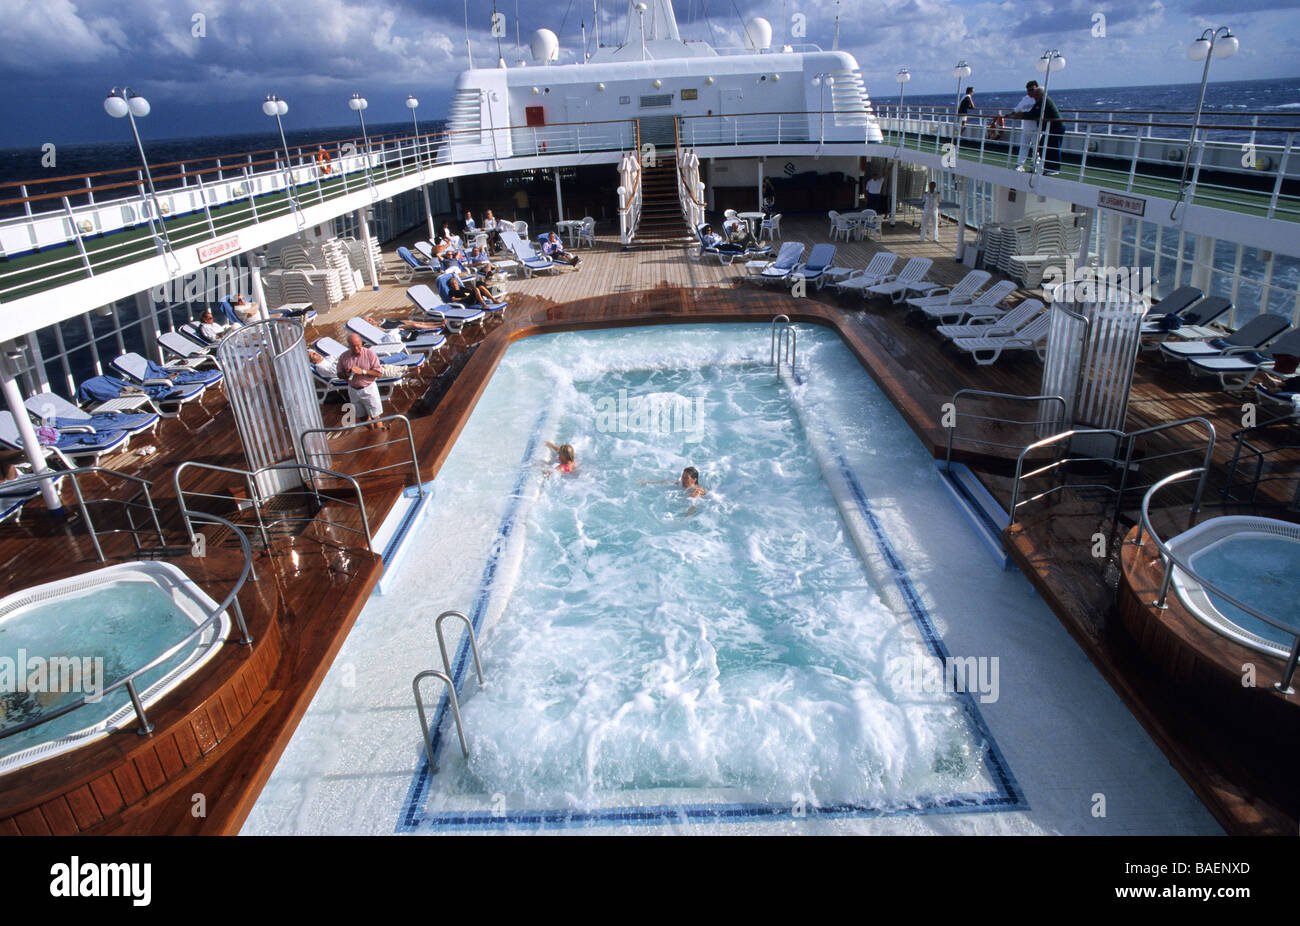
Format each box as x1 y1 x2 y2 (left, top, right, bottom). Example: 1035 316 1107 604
2 0 1297 147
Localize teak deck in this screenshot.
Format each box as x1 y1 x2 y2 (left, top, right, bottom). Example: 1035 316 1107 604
1 215 1296 835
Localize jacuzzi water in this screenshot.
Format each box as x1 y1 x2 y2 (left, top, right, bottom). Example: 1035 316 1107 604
1189 535 1300 648
0 563 228 771
244 324 1220 835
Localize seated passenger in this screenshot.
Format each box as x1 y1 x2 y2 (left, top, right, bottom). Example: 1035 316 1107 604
542 232 581 268
700 225 745 254
197 310 229 343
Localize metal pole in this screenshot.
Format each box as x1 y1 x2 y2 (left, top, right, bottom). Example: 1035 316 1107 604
1171 28 1226 220
0 351 61 512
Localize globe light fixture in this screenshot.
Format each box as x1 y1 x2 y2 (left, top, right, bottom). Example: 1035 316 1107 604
1173 27 1239 218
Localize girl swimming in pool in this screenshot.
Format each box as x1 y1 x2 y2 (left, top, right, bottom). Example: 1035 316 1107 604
546 441 577 474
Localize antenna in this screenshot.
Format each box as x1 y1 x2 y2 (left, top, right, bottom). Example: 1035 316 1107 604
515 0 524 65
582 20 587 61
594 0 600 47
782 0 787 47
464 0 474 66
494 0 504 64
831 0 840 50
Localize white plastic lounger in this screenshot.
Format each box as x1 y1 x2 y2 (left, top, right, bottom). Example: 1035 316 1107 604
863 257 933 302
314 337 426 371
500 230 556 276
756 242 805 283
346 317 445 355
24 391 158 441
949 313 1052 365
1158 314 1290 363
157 330 219 366
934 299 1045 341
830 252 899 295
109 354 211 409
791 244 837 288
914 280 1018 326
406 285 487 325
903 270 990 313
0 411 129 466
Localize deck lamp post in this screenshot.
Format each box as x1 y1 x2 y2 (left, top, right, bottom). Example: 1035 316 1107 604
890 67 910 226
811 73 834 146
260 94 301 211
407 95 437 240
952 60 971 149
349 93 374 185
1029 50 1065 184
104 88 173 256
1171 27 1237 219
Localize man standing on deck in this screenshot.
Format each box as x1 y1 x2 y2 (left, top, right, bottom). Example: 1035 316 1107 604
957 87 975 131
336 332 387 431
1017 85 1065 175
1002 80 1039 171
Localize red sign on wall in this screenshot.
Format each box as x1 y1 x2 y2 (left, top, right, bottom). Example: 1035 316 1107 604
197 234 240 264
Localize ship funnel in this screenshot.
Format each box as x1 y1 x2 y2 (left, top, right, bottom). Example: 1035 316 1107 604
744 17 773 51
530 28 559 64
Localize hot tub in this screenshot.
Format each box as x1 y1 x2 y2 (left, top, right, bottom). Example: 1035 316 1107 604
0 561 230 774
1167 516 1300 659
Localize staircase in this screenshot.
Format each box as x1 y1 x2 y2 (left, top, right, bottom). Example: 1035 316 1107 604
629 153 694 246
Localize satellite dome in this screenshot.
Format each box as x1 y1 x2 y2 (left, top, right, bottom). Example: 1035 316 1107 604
744 17 772 51
530 28 559 63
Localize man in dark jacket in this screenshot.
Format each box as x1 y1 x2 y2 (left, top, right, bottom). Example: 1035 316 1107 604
1018 86 1064 175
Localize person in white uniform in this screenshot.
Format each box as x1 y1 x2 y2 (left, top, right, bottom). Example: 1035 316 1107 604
920 181 940 243
1001 80 1040 171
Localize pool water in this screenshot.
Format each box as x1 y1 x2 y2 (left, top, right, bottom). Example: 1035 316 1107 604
0 580 204 765
439 360 995 810
1189 535 1300 648
243 323 1221 835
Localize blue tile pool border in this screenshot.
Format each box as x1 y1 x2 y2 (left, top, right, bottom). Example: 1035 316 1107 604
397 357 1027 832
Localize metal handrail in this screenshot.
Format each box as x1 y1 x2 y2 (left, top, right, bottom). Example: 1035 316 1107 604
1136 469 1300 693
299 414 424 498
770 315 795 373
943 390 1068 471
413 670 468 771
1008 416 1216 526
0 513 255 743
435 610 484 685
174 460 374 551
2 464 165 563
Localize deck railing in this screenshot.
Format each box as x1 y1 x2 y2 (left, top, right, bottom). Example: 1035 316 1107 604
299 414 424 497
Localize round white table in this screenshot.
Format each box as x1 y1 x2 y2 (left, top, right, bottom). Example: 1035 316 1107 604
737 211 766 238
555 220 585 246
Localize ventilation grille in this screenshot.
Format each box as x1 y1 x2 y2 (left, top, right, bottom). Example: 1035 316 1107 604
446 89 482 140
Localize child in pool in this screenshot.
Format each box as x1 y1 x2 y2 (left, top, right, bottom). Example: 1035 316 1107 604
546 441 576 473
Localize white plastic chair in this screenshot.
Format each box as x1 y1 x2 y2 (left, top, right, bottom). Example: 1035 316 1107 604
759 213 782 241
578 217 596 248
512 220 528 239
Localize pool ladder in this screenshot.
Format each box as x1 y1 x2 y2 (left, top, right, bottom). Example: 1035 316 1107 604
770 315 796 374
413 610 485 772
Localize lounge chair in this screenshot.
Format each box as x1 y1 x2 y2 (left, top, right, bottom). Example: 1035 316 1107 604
99 360 209 413
1141 296 1233 349
76 374 187 416
1255 377 1300 411
24 390 158 442
0 469 66 524
413 241 437 264
1186 328 1300 390
397 246 438 278
315 336 426 370
913 279 1017 326
694 224 769 265
346 316 445 355
934 299 1045 341
949 313 1053 365
308 354 407 402
0 411 130 466
499 229 556 276
863 257 933 302
435 272 506 315
112 352 224 391
756 242 805 284
903 270 991 317
406 284 489 325
790 243 837 288
157 330 219 366
1158 313 1291 364
1138 286 1204 333
830 252 899 295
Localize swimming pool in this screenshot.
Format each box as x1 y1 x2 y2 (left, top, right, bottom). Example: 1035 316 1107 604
243 323 1220 835
0 561 230 774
